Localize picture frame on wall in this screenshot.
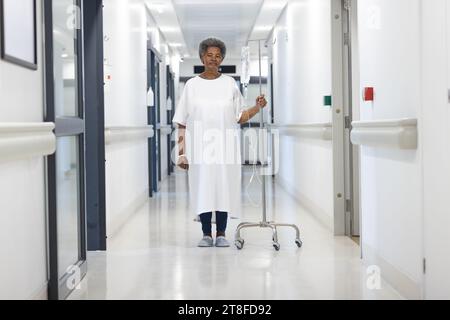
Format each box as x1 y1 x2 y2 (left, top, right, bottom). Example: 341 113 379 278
0 0 37 70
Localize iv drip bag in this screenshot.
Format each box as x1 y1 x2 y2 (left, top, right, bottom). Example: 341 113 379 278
241 46 251 85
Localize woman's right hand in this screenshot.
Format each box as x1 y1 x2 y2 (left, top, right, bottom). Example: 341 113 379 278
177 155 189 171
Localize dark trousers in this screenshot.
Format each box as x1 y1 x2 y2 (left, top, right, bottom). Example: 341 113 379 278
200 212 228 236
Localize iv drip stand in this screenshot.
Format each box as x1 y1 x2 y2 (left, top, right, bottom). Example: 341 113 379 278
235 40 303 251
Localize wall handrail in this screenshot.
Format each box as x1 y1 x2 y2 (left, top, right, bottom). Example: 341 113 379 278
0 122 56 162
105 126 154 145
268 122 333 141
159 124 173 136
351 118 418 150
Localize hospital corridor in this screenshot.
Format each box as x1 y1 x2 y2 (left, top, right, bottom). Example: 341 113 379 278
67 170 402 300
1 0 450 302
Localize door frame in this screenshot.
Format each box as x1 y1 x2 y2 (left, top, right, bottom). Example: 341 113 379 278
331 0 361 241
147 44 162 194
155 54 162 184
166 66 175 175
44 0 88 300
341 0 361 239
346 0 361 240
83 0 106 251
147 41 156 198
331 0 347 237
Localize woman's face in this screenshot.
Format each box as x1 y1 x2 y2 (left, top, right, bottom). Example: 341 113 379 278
202 47 223 71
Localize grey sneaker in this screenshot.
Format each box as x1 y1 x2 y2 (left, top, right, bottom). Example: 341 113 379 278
198 236 214 248
215 236 230 248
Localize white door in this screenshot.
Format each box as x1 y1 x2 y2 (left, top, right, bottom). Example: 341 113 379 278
422 0 450 299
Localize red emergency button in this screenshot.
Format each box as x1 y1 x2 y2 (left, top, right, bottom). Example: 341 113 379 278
363 87 374 102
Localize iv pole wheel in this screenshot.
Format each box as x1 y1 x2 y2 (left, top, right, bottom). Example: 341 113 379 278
273 242 281 251
295 239 303 248
235 239 245 250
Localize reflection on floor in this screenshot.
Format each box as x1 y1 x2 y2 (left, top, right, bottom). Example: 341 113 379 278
69 168 403 300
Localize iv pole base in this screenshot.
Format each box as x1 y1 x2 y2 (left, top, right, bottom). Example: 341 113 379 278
234 221 303 251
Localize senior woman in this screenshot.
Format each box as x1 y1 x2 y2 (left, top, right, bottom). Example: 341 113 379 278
173 38 267 248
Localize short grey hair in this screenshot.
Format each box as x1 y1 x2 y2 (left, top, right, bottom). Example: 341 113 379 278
199 38 227 60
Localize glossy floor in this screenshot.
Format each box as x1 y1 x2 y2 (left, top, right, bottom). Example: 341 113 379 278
69 169 403 300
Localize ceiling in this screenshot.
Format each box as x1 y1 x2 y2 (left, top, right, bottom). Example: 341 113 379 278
146 0 289 60
173 0 263 59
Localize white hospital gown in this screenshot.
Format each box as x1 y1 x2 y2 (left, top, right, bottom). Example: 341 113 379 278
172 75 247 219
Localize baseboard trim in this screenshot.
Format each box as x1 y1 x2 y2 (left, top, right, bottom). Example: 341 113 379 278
108 189 149 238
162 168 169 180
31 282 48 300
275 174 334 232
362 243 422 300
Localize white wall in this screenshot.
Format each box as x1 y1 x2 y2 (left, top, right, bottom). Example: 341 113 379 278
160 49 172 178
0 0 48 299
170 55 181 120
103 0 150 237
271 0 334 229
356 0 423 299
146 9 179 179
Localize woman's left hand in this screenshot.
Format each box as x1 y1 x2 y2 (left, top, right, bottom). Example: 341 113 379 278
256 95 268 109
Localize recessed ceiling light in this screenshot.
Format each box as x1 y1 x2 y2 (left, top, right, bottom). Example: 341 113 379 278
159 26 178 33
150 3 165 14
254 26 273 32
264 1 287 10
